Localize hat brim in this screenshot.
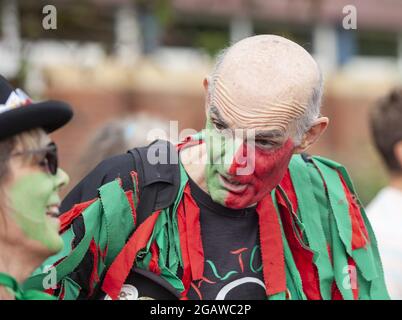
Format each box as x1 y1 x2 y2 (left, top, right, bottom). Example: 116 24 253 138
0 100 73 141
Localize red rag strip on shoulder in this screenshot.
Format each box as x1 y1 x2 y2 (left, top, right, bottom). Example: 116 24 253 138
177 197 192 297
256 194 287 296
176 135 205 152
125 190 137 227
338 173 368 250
88 239 100 296
101 210 161 300
183 183 205 281
149 242 161 275
59 198 97 233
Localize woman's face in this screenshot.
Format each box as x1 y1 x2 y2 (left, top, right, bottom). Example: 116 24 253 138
4 130 69 254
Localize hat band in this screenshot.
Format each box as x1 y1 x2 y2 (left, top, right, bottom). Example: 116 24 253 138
0 89 32 114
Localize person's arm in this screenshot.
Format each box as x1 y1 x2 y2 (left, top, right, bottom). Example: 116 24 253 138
61 153 136 213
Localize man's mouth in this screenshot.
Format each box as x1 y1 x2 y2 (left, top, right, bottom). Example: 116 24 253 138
46 204 60 218
219 174 247 194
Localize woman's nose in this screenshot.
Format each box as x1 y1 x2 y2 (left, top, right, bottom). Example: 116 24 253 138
54 168 70 190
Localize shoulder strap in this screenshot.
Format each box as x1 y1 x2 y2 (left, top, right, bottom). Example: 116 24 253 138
127 139 181 226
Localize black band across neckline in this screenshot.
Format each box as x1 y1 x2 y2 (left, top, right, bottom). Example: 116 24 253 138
187 175 257 218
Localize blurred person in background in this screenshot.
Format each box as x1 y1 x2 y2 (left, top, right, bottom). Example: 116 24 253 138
367 88 402 299
71 115 171 188
0 75 72 300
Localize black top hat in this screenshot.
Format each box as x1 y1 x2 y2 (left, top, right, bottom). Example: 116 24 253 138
0 75 73 141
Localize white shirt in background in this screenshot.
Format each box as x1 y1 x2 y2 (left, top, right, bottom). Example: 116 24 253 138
366 187 402 300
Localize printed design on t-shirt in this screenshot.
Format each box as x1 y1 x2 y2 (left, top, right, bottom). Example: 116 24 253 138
104 284 139 300
190 245 264 300
104 284 156 300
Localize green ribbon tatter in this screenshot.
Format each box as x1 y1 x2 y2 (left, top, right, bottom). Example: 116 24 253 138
99 180 135 266
288 155 334 300
314 156 390 300
0 272 56 300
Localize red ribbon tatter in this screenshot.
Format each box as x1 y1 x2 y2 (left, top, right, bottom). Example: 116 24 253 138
256 194 287 296
338 173 368 250
101 210 161 300
59 199 96 233
177 183 205 298
177 196 192 296
183 183 205 281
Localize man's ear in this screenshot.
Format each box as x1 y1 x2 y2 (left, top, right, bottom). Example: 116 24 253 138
294 117 329 153
203 77 209 91
393 141 402 169
203 77 211 115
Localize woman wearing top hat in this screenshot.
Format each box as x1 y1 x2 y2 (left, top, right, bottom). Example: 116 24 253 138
0 75 73 300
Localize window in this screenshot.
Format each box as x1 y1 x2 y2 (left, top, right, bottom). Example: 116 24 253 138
254 22 313 53
19 0 115 45
356 30 397 57
161 15 230 56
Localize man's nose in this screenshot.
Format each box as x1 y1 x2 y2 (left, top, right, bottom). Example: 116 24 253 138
223 135 244 167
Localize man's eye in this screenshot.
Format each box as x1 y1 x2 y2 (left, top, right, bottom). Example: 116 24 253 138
255 139 276 148
213 121 226 131
38 156 49 170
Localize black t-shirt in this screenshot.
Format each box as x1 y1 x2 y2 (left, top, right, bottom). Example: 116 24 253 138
186 177 265 300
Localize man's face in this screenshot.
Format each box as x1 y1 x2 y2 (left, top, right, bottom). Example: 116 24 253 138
201 35 322 209
204 106 295 209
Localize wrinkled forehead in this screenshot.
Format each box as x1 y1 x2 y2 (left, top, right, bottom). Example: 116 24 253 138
210 36 321 132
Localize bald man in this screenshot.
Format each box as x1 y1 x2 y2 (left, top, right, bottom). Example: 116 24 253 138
27 35 389 300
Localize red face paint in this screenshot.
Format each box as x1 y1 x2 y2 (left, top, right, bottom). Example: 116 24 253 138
224 139 294 209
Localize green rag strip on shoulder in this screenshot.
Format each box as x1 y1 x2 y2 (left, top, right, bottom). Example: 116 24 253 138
0 272 56 300
283 154 389 300
313 156 390 300
99 180 135 265
288 155 334 300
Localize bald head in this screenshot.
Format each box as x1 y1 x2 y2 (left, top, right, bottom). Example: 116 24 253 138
207 35 323 139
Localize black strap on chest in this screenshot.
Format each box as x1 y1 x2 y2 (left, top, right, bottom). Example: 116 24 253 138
127 139 181 226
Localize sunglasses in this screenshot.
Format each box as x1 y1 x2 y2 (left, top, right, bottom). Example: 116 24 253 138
11 142 58 175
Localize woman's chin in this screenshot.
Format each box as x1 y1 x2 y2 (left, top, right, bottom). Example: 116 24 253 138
44 234 64 254
39 219 64 254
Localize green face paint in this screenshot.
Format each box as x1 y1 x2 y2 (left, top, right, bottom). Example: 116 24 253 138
204 118 243 206
9 170 66 253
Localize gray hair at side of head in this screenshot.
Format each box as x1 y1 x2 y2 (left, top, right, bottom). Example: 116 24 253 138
292 69 324 145
207 47 324 146
207 48 229 104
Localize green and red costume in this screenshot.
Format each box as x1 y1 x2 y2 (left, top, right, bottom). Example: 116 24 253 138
24 133 389 300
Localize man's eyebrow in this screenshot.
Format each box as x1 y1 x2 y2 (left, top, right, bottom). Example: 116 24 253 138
209 106 228 125
254 130 284 139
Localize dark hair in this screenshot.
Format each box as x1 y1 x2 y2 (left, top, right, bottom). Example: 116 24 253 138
0 129 45 219
370 88 402 173
0 136 16 223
